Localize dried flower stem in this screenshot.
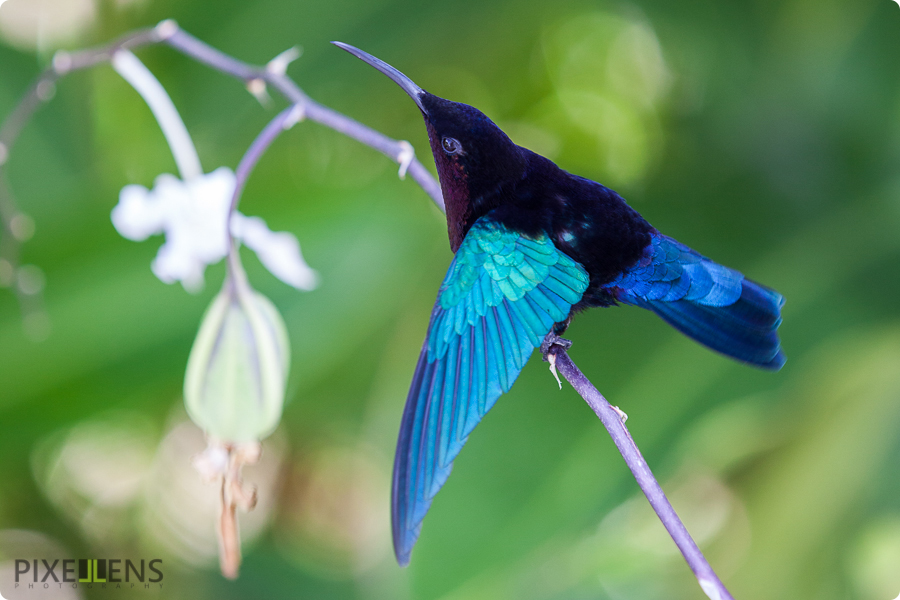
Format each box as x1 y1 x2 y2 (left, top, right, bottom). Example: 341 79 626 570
218 477 241 579
195 441 260 579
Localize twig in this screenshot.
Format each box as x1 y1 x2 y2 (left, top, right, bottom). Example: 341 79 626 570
224 103 303 292
0 21 443 327
228 104 303 219
159 24 442 207
548 345 735 600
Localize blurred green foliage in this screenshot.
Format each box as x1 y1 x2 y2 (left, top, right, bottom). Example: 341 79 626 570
1 0 900 598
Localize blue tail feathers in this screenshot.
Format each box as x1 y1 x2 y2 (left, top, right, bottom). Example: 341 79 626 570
609 234 785 370
635 278 785 369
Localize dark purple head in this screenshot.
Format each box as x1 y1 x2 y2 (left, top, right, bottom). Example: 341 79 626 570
333 42 527 251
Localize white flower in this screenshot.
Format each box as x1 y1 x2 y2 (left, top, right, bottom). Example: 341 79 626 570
109 50 316 293
231 213 318 290
112 168 318 293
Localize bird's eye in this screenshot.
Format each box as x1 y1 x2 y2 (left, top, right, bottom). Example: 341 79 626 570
441 137 462 155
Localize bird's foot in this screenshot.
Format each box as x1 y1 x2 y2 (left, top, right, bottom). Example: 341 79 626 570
547 352 562 389
540 332 572 361
541 332 572 391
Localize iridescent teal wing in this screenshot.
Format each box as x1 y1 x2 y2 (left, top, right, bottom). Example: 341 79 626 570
392 215 589 564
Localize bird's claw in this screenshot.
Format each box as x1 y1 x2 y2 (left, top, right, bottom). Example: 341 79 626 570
548 352 562 390
540 331 572 361
541 332 571 390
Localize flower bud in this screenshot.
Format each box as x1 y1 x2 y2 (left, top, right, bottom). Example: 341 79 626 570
184 284 290 442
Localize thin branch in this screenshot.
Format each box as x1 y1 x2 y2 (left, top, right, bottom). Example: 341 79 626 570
548 345 734 600
0 21 443 328
228 105 302 219
224 103 303 296
159 25 441 204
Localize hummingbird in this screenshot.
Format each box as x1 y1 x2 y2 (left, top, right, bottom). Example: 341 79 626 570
333 42 785 566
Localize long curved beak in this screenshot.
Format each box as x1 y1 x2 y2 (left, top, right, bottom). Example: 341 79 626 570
331 42 427 113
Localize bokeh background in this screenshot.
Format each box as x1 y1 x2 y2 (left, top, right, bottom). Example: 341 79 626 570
1 0 900 598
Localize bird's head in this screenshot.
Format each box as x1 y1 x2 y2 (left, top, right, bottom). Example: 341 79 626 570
333 42 527 250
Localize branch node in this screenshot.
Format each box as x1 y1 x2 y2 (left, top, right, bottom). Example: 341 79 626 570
246 78 270 106
155 19 179 41
397 140 414 180
267 46 302 76
699 578 725 600
192 443 229 481
611 405 628 423
283 103 305 129
52 51 73 75
35 81 56 103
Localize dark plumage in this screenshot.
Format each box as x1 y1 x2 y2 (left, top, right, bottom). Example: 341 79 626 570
334 42 785 565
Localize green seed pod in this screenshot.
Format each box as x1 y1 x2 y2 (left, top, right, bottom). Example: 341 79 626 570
184 282 290 442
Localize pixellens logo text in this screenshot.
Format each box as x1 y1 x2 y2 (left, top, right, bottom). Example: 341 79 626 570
12 559 163 592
